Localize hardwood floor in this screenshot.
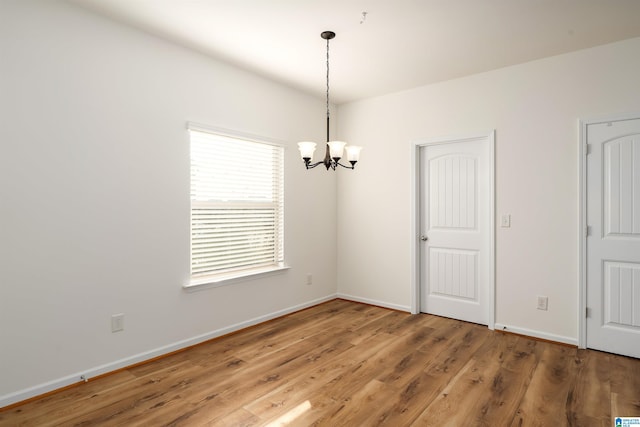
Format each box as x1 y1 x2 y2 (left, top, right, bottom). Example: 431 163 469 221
1 299 639 426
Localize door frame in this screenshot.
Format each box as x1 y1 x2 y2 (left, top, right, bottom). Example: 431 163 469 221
410 131 495 330
578 112 640 350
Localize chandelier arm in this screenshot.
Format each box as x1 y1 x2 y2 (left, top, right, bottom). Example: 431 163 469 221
335 161 356 170
304 160 324 169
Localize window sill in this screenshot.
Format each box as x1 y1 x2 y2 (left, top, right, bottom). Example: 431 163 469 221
183 264 290 292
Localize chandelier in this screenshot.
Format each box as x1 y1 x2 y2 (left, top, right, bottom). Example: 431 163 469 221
297 31 362 170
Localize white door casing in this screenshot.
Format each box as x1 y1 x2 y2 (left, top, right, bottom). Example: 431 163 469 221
410 132 494 328
581 115 640 358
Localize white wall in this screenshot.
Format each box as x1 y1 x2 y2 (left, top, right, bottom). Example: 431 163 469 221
337 37 640 342
0 0 337 405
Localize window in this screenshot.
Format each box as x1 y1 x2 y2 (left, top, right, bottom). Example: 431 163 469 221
187 123 285 287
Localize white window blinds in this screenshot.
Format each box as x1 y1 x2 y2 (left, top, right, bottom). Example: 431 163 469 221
189 127 284 279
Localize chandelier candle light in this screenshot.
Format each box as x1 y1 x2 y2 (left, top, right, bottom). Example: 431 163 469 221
298 31 362 170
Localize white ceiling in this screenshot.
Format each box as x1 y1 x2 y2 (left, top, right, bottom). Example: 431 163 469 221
68 0 640 104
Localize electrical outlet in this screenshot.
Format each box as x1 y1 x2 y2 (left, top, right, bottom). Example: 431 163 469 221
111 313 124 332
306 274 313 286
537 296 548 311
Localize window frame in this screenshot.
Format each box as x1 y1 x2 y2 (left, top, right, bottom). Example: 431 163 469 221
184 122 288 292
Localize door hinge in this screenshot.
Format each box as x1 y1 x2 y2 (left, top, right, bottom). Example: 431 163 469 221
585 144 592 155
585 225 592 237
586 307 592 318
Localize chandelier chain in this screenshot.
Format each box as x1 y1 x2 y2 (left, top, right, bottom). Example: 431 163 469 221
326 36 330 120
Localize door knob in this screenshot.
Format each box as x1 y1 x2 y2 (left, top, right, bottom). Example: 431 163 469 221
420 235 428 241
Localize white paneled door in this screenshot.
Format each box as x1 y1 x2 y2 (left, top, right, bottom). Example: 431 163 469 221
419 135 492 325
586 117 640 358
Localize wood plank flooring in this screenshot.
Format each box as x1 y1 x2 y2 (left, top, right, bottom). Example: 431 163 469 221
1 299 639 426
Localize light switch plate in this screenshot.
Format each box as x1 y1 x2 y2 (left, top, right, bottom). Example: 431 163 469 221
111 313 124 332
501 214 511 228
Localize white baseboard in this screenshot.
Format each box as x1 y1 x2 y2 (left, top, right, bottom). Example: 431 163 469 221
337 293 411 313
494 323 577 346
0 294 337 409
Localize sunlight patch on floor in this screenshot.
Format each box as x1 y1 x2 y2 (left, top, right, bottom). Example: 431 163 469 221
265 400 312 426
